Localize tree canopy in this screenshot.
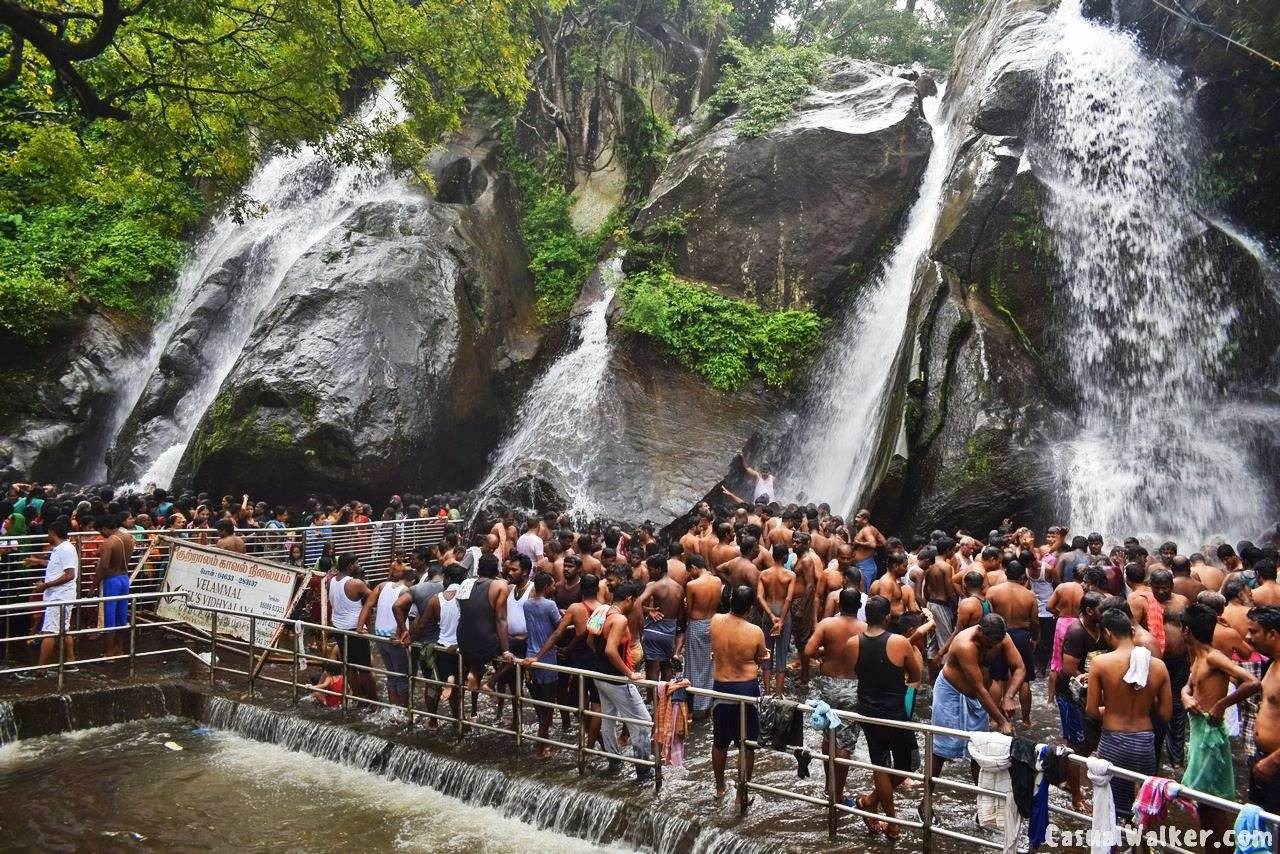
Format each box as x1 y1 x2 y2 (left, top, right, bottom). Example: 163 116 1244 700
0 0 536 342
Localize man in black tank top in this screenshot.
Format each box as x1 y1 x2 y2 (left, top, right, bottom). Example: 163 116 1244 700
847 595 922 837
456 554 509 701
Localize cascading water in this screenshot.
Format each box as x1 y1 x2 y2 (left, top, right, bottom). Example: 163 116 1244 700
101 83 409 487
202 697 769 854
472 255 625 517
777 91 950 514
1032 0 1273 544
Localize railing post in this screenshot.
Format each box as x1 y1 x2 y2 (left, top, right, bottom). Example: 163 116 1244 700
209 611 218 687
127 598 137 678
922 731 936 853
455 649 465 738
247 615 257 695
653 720 663 794
341 634 349 714
56 603 66 693
513 661 523 752
826 727 838 842
576 674 586 777
291 624 300 705
737 700 748 815
405 645 416 729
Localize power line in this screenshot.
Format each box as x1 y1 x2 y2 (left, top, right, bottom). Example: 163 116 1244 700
1145 0 1280 71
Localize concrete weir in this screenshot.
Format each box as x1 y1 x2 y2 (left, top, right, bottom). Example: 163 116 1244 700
0 680 769 854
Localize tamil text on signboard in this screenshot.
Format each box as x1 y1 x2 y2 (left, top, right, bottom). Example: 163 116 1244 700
156 540 300 647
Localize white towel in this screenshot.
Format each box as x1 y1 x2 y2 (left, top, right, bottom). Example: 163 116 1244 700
1087 757 1118 854
1123 646 1152 689
455 578 478 601
968 731 1020 854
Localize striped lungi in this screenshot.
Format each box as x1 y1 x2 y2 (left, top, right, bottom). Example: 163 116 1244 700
1239 656 1268 754
685 618 713 713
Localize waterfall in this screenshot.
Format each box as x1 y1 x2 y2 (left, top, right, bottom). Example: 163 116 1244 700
100 82 409 487
472 255 625 518
202 696 769 853
1032 0 1273 544
0 702 16 746
776 91 951 515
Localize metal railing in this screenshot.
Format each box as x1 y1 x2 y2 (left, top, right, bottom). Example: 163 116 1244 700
0 590 191 691
0 594 1274 853
174 603 1280 852
0 516 448 628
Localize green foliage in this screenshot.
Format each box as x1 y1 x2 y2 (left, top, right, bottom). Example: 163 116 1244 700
708 41 826 137
618 265 825 390
618 94 674 201
785 0 975 69
0 0 536 344
499 120 608 322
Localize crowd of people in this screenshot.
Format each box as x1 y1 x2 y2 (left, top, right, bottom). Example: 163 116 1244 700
297 491 1280 849
5 476 1280 848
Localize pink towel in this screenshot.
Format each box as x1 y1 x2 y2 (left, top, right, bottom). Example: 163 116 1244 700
1051 615 1079 672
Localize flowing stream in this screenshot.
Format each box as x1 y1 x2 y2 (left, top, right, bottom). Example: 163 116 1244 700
471 255 625 518
776 91 950 515
1032 0 1272 544
100 83 409 488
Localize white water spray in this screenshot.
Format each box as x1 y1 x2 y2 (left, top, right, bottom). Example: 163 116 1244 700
1033 0 1272 544
778 92 950 515
103 83 409 488
472 255 625 517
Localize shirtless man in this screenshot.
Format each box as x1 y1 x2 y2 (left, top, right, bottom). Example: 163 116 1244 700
766 510 799 549
756 547 796 696
804 588 865 805
1243 606 1280 818
1171 556 1205 601
920 545 956 669
1180 602 1260 844
1142 568 1190 763
215 518 246 553
666 542 689 587
931 617 1021 777
489 514 509 561
710 585 768 804
684 554 723 718
870 553 918 623
814 544 853 625
1251 560 1280 608
578 535 604 578
92 515 132 658
1192 553 1225 594
949 570 991 642
987 561 1039 726
791 532 822 685
679 514 708 568
710 523 740 572
1047 575 1085 700
1086 608 1172 823
636 555 683 682
718 536 762 614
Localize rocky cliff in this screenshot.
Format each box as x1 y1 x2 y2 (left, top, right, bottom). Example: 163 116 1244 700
177 126 540 500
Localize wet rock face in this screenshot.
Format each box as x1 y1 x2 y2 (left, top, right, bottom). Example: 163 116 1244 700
632 59 932 311
180 128 538 500
0 308 149 483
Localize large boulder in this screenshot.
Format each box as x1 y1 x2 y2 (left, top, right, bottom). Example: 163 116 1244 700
177 126 539 499
0 307 149 484
632 58 932 311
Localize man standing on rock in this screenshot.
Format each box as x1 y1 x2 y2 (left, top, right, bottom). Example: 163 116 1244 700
711 585 768 803
684 555 721 718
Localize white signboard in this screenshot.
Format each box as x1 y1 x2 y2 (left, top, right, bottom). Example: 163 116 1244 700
156 539 301 647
